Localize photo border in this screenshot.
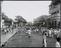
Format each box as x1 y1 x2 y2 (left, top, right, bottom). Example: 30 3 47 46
0 0 61 48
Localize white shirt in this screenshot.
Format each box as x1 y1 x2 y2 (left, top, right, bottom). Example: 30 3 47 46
49 30 51 34
43 35 47 47
28 30 31 34
56 42 60 47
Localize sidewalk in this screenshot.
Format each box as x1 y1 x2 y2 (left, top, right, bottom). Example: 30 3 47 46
1 28 18 46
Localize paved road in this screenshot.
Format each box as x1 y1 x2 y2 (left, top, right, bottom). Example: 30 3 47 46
2 28 58 47
4 30 43 47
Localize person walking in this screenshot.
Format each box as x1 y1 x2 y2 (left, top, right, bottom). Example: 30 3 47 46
26 28 32 38
49 29 52 37
55 37 61 47
43 33 47 47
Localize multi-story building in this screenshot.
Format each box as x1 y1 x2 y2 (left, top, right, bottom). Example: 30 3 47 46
49 0 61 28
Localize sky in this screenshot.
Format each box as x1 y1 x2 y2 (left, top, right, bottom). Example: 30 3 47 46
2 1 51 22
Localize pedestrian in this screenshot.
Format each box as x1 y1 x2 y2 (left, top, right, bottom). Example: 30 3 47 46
27 28 32 38
49 28 52 37
55 37 61 47
43 33 47 47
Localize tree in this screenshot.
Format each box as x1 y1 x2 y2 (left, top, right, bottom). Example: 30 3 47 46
2 13 8 19
15 15 27 26
2 13 13 27
33 15 60 29
4 18 13 26
33 15 49 28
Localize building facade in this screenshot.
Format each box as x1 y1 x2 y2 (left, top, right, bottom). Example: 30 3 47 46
49 0 61 28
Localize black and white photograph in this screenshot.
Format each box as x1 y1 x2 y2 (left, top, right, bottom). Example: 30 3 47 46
1 0 61 47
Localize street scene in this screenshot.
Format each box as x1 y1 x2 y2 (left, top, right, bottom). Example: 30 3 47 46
1 0 61 47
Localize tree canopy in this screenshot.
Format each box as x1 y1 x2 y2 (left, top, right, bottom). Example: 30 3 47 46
15 16 27 23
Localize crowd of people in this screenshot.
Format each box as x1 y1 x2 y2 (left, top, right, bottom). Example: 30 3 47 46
1 25 61 47
1 25 15 34
25 27 61 47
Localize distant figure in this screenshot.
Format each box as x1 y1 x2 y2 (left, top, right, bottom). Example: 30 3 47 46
49 29 52 37
55 37 61 47
26 28 32 38
43 33 47 47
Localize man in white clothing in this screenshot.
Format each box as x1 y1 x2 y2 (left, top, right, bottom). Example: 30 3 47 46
27 28 32 38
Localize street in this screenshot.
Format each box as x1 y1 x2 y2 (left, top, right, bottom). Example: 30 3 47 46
4 29 43 47
2 28 58 47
